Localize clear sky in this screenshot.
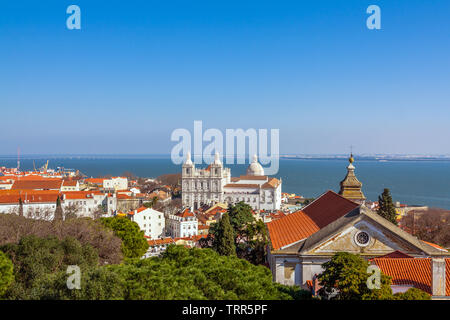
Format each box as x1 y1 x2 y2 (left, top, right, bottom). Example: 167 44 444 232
1 1 449 155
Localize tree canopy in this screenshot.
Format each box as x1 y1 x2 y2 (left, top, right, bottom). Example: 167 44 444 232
212 213 236 256
377 188 397 225
31 245 310 300
209 202 268 265
0 236 98 299
318 252 393 300
100 217 149 259
0 250 14 297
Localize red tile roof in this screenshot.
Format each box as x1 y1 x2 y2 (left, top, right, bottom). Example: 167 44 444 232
177 208 195 218
267 210 320 250
0 190 61 204
302 190 359 229
372 258 450 296
12 179 62 190
374 251 414 259
267 190 359 250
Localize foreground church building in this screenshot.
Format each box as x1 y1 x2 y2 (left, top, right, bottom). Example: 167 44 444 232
181 152 282 211
266 155 450 298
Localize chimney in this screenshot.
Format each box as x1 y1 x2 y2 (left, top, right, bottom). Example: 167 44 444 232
431 258 446 297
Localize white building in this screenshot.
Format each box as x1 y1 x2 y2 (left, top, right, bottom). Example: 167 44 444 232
61 180 80 192
166 208 198 238
103 177 128 191
182 152 282 211
129 206 165 239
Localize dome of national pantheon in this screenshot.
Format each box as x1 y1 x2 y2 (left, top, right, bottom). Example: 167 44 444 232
246 154 265 176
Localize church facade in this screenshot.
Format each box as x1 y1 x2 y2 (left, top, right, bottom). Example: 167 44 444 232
181 153 282 211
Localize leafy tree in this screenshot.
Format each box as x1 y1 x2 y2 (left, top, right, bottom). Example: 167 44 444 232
227 202 254 240
209 202 268 264
100 217 149 259
0 251 14 297
393 287 431 300
0 236 98 299
318 252 393 300
212 213 236 256
377 188 397 225
54 196 64 222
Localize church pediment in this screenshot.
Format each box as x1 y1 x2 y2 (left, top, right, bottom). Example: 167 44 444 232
298 206 447 258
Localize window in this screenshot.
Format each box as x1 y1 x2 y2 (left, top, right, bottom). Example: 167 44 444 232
355 231 370 247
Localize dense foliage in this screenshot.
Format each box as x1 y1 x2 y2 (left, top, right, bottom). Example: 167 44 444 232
0 250 14 297
0 236 98 299
212 213 236 256
209 202 268 265
393 287 431 300
0 214 123 264
100 217 149 259
377 188 397 225
318 252 393 300
2 241 309 300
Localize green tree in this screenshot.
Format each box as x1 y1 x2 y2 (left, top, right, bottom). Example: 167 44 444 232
227 202 254 240
0 236 98 299
213 213 236 256
100 217 149 259
377 188 397 225
318 252 393 300
54 196 64 221
393 287 431 300
0 251 14 297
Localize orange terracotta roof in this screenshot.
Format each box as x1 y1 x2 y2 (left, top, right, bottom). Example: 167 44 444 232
148 238 175 246
12 179 62 190
85 178 104 184
261 178 281 189
0 190 61 204
177 208 195 218
62 180 78 186
267 190 359 250
267 210 320 250
373 251 413 259
372 258 450 296
371 258 432 294
302 190 359 229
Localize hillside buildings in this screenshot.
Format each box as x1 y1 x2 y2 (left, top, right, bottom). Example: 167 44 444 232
182 152 282 211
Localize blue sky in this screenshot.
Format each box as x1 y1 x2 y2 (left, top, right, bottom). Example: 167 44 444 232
1 1 449 155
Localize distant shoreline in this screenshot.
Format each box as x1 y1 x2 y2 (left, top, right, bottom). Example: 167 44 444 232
1 154 450 162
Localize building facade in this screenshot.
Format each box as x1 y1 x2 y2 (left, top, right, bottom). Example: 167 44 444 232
182 153 282 211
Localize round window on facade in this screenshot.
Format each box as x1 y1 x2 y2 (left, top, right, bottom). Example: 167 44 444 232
354 231 370 247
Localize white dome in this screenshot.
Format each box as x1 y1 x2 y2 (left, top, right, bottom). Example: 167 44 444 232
246 154 264 176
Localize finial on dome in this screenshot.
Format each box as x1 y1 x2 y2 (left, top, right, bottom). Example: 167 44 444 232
214 152 222 165
349 153 354 164
252 154 258 163
184 152 193 165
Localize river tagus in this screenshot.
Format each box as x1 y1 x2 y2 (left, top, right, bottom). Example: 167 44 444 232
1 156 450 210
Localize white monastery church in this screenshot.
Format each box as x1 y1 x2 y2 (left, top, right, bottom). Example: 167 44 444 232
181 152 282 211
